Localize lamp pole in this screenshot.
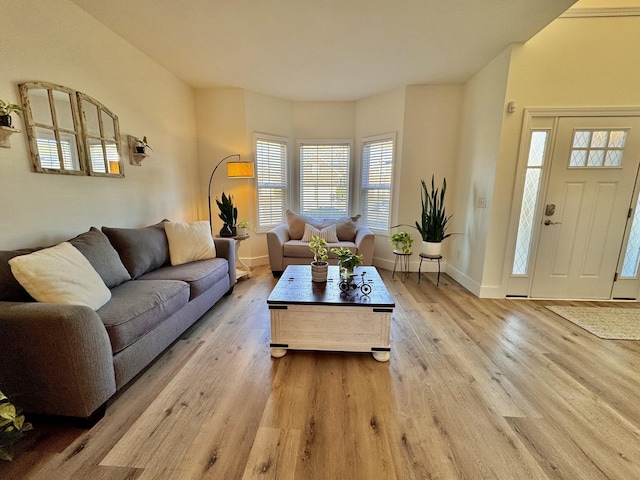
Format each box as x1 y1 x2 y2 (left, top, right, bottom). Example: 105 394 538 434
208 154 240 235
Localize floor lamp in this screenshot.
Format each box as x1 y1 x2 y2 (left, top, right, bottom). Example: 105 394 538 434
207 154 255 234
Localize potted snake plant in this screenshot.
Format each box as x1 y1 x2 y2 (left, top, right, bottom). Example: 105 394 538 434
416 175 452 256
216 192 238 237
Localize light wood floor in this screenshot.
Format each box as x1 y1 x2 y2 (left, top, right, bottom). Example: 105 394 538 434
4 266 640 479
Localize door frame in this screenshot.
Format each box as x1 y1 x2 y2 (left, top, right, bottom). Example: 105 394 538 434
504 106 640 299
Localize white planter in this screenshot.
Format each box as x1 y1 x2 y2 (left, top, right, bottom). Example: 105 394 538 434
237 227 248 237
422 241 442 256
311 262 329 282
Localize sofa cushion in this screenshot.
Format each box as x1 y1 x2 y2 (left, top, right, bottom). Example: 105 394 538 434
0 249 38 302
139 258 229 300
283 240 357 258
8 242 111 310
301 223 338 243
335 214 361 242
102 221 170 279
98 279 190 353
164 221 216 266
69 227 131 288
286 210 320 240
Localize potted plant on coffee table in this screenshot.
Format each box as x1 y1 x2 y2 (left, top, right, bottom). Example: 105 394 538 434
416 175 452 256
216 192 238 237
309 234 329 282
331 247 363 280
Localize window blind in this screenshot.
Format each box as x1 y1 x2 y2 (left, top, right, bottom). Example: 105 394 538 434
361 137 394 230
299 143 350 218
256 137 288 230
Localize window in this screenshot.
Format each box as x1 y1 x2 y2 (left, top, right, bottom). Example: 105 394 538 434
569 129 627 168
299 142 350 218
361 134 395 231
19 82 124 177
512 130 549 275
255 135 288 231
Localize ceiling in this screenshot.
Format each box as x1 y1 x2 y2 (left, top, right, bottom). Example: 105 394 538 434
70 0 577 101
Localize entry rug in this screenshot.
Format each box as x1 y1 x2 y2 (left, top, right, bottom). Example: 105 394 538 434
546 306 640 340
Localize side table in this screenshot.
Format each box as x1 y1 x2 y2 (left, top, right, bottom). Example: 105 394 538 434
217 234 251 281
418 253 442 286
392 249 411 282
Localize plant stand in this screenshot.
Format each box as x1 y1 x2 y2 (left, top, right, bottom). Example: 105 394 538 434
392 249 411 282
418 253 442 286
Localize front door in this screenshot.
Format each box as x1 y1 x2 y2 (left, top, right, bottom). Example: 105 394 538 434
530 117 640 299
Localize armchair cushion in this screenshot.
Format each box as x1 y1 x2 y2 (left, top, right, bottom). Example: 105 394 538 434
301 223 338 243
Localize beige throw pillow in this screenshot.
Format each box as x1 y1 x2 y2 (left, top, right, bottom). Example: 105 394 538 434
301 223 339 243
8 242 111 310
164 221 217 266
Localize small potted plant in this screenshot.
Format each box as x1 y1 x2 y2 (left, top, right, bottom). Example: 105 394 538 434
216 192 238 237
309 234 329 282
0 99 22 128
134 136 152 154
416 175 452 256
331 247 363 279
0 390 32 461
390 231 413 255
236 220 253 237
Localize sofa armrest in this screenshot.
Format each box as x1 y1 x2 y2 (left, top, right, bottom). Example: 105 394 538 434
214 237 236 286
267 224 290 273
355 225 375 265
0 302 116 418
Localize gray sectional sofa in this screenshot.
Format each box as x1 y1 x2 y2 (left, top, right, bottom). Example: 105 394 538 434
0 221 235 424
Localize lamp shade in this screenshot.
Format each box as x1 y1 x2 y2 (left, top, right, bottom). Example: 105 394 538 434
227 161 255 178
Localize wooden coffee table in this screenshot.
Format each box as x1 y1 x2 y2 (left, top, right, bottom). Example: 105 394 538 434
267 265 395 362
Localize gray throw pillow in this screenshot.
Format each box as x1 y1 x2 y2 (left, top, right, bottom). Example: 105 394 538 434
69 227 131 288
102 221 170 279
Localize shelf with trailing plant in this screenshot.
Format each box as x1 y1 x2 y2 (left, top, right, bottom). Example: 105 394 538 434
128 135 153 165
0 99 22 148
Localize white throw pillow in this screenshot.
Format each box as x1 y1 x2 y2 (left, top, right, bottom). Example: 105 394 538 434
301 223 339 243
9 242 111 310
164 221 217 266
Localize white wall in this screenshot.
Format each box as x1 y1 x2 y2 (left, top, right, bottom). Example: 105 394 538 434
355 88 406 266
447 48 512 295
397 85 464 271
0 0 198 250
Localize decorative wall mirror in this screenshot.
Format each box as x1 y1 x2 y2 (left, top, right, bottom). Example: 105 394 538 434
19 82 124 177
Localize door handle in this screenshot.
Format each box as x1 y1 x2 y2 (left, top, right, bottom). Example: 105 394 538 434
544 220 562 226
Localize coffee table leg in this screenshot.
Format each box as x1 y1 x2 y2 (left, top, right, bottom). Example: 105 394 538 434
372 351 390 362
270 347 288 358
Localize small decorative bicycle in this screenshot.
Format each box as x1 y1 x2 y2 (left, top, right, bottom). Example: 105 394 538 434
338 271 372 296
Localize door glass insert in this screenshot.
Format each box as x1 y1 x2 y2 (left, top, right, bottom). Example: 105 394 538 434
512 130 549 275
622 194 640 278
569 130 627 168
